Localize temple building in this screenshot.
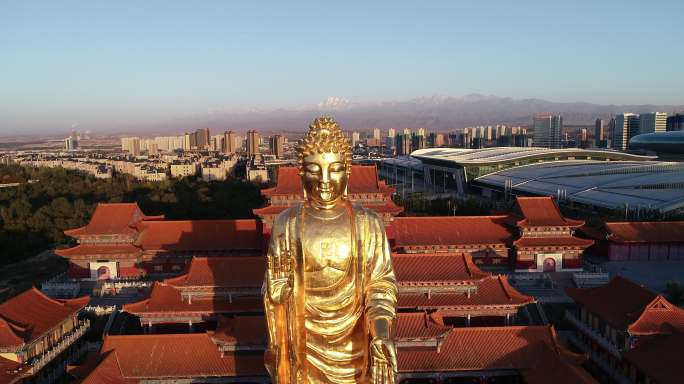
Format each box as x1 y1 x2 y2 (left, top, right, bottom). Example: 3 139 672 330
397 312 597 384
394 253 534 326
565 276 684 383
75 329 268 383
253 166 403 232
74 314 596 384
603 221 684 261
512 196 593 272
123 253 533 331
50 164 620 383
389 216 513 269
0 288 89 384
123 257 264 332
57 203 262 280
55 203 163 279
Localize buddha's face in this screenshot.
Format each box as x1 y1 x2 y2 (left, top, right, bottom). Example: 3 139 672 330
302 152 348 209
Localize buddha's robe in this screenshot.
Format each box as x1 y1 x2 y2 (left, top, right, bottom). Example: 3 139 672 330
263 201 397 384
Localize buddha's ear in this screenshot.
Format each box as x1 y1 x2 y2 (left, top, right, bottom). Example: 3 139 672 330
344 185 348 197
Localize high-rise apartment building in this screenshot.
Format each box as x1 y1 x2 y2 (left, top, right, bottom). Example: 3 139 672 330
270 135 285 158
223 131 238 154
612 113 640 151
386 128 396 148
210 135 223 152
183 132 197 150
667 113 684 131
64 137 78 151
64 131 79 151
121 137 141 156
372 128 381 141
247 130 260 156
533 112 562 148
412 133 426 150
427 132 444 148
351 132 360 147
195 128 210 150
396 134 412 155
403 128 411 135
639 112 667 134
594 119 605 147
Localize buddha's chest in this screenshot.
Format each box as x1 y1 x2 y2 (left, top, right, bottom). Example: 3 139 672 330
301 213 353 277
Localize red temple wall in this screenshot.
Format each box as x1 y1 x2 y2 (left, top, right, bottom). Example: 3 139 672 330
609 243 684 261
68 261 90 279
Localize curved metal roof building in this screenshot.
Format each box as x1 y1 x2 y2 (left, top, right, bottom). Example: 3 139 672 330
474 161 684 213
411 147 653 166
629 131 684 155
411 147 654 182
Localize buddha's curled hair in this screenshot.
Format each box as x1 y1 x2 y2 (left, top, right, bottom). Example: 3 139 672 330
296 117 352 174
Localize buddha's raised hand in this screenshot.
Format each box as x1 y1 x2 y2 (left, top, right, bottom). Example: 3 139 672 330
267 235 294 303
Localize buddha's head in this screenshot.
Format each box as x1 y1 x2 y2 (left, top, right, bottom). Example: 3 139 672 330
296 117 352 209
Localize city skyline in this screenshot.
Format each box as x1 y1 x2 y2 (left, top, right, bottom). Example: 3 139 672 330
2 0 684 134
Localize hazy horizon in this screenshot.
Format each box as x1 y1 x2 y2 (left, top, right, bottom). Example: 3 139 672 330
2 0 683 135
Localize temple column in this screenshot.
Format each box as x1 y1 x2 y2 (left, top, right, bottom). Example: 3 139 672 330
466 314 471 327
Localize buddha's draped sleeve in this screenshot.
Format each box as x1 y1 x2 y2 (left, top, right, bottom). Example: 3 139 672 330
362 208 398 323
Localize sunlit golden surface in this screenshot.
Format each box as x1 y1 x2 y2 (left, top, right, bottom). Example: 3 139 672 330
263 117 398 383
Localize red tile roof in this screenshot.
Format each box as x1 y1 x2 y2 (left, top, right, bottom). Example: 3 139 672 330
164 256 265 289
123 282 262 315
209 316 267 346
55 243 142 259
64 203 163 237
82 333 266 382
397 325 594 383
605 221 684 243
0 288 89 348
398 275 533 310
515 197 583 228
513 236 594 248
627 295 684 335
391 216 513 248
360 201 403 215
0 318 25 349
623 331 684 384
396 312 452 340
566 276 657 331
393 253 490 285
252 205 288 216
0 356 23 384
262 165 386 197
254 200 402 217
79 351 134 384
135 220 262 252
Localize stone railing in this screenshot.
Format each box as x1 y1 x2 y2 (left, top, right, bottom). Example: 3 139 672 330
30 319 90 373
573 272 610 288
83 305 117 315
98 280 152 297
565 310 621 358
41 281 81 298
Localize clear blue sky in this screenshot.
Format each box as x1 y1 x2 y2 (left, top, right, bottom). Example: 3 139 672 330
1 0 683 134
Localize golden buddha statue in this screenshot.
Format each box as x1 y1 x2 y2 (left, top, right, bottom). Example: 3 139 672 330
263 117 398 384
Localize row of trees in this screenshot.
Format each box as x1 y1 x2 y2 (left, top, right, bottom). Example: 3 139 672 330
0 165 265 267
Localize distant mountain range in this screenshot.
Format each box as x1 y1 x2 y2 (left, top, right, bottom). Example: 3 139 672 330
140 94 684 135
